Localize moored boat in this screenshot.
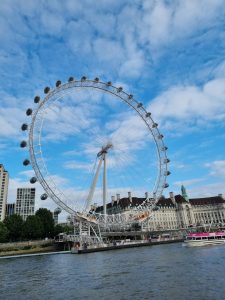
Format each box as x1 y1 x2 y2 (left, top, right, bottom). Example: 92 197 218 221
184 231 225 247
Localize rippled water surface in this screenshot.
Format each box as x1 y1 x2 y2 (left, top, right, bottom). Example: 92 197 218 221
1 243 225 300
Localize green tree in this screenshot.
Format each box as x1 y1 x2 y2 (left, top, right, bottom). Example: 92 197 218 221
62 224 73 234
35 208 54 238
0 222 9 242
22 215 43 240
54 224 64 236
4 214 24 241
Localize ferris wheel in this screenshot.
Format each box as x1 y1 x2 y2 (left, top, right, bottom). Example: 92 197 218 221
20 76 170 226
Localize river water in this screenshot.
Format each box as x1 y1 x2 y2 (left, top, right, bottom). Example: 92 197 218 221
1 243 225 300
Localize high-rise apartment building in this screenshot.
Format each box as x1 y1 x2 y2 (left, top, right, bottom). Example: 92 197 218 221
0 164 9 221
53 207 62 225
6 203 15 217
15 188 35 221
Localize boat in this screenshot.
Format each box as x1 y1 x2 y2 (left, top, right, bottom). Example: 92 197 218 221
184 231 225 247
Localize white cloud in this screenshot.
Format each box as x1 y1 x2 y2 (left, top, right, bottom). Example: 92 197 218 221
144 1 173 47
170 161 186 170
205 160 225 177
19 169 35 178
149 78 225 132
0 107 27 138
173 177 206 187
40 11 65 35
213 60 225 78
64 161 93 171
93 38 125 63
173 0 224 36
67 19 93 54
141 0 224 52
188 181 225 198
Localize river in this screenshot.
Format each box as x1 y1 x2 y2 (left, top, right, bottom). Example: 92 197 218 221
0 243 225 300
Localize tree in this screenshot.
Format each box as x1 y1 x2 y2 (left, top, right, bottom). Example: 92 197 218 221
35 208 55 238
62 224 73 234
0 222 9 243
22 215 43 240
4 214 24 241
54 224 64 236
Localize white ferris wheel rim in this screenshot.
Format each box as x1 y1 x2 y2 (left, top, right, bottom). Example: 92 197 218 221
21 77 170 219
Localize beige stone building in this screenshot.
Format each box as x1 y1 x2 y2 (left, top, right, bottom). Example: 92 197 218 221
94 189 225 231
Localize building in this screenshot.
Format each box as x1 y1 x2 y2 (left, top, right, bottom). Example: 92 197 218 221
15 188 36 221
93 188 225 231
5 203 15 217
53 207 62 225
0 164 9 221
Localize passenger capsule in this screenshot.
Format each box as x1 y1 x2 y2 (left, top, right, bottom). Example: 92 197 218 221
117 87 123 92
128 94 133 99
152 206 159 211
56 80 61 87
34 96 40 104
21 124 28 131
30 177 37 184
26 108 32 116
107 81 112 86
44 86 50 94
23 159 30 166
158 134 164 139
163 183 169 188
54 207 62 214
152 123 158 128
68 76 74 82
94 77 99 82
164 170 171 176
145 112 151 117
41 193 48 200
81 76 87 81
137 103 143 108
162 146 168 151
164 158 170 163
20 141 27 148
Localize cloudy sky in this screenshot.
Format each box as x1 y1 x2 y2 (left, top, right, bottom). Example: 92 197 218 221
1 0 225 219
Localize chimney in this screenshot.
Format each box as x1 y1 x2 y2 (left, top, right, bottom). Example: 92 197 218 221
111 195 115 205
116 193 120 204
169 192 176 205
128 191 132 203
90 203 97 211
145 192 149 199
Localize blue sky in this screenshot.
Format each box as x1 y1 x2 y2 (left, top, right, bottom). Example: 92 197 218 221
1 0 225 218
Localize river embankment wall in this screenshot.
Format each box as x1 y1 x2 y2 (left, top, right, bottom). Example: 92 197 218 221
0 239 55 257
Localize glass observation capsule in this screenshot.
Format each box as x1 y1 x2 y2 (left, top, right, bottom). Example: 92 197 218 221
34 96 40 103
44 86 50 94
56 80 61 87
23 159 30 166
68 76 74 82
41 193 48 200
26 108 32 116
20 141 27 148
21 124 28 131
30 177 37 184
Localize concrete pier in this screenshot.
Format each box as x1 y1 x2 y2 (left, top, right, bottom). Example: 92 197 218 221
72 238 184 254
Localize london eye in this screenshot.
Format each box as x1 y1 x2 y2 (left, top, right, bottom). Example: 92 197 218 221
20 77 170 230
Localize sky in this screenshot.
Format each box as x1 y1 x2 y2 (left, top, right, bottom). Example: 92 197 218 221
1 0 225 220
